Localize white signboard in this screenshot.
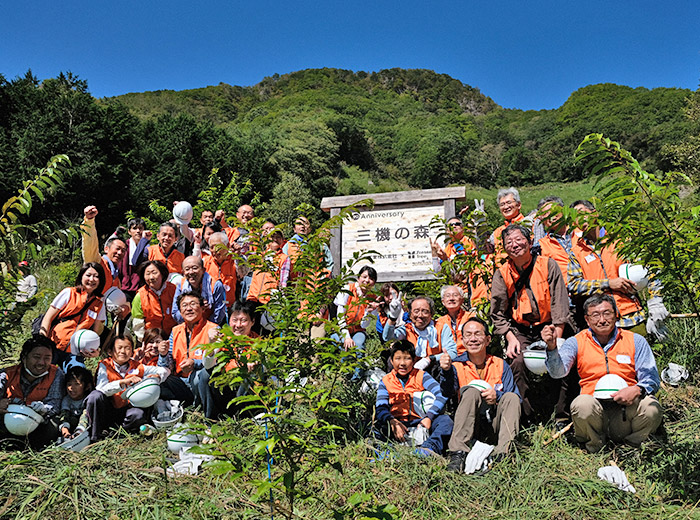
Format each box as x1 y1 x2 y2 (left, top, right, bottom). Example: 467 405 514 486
341 205 444 278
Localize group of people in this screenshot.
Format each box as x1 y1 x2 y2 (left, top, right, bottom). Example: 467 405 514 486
0 189 667 475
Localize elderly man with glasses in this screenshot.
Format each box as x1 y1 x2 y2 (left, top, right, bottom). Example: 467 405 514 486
542 293 662 452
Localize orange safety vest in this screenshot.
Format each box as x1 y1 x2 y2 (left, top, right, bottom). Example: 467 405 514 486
99 358 145 408
247 251 289 304
3 364 58 404
223 331 260 371
224 226 241 244
203 255 237 307
148 246 185 274
50 288 103 352
453 355 505 390
498 255 552 326
101 257 120 289
340 282 376 334
171 319 219 376
381 368 426 421
539 235 571 283
576 328 638 395
436 309 475 355
570 238 643 318
137 282 177 335
405 323 442 357
444 236 476 259
492 213 526 265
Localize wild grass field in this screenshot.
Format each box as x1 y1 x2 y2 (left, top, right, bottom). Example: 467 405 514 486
2 179 699 520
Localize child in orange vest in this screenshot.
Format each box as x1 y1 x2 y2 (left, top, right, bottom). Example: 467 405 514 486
85 334 169 442
374 340 453 456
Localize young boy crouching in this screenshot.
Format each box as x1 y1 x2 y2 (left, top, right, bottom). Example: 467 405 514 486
375 340 453 456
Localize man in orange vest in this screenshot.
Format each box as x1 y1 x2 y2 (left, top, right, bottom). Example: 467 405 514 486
542 294 662 452
440 318 520 472
490 224 571 424
0 335 64 449
202 232 238 309
536 196 574 283
148 222 185 274
81 205 127 291
489 188 532 264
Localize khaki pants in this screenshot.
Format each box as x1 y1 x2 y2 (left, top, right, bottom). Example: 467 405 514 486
571 394 663 453
448 386 521 455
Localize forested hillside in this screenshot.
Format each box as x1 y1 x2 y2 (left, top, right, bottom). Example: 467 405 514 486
0 68 693 233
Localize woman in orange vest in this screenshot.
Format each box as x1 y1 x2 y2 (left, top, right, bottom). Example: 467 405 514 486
0 336 65 449
332 266 378 376
85 334 169 442
131 260 178 341
39 262 107 367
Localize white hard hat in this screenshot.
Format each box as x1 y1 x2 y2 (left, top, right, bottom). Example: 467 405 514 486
125 379 161 408
593 374 628 400
168 273 184 286
166 425 201 453
4 404 43 436
523 349 548 376
152 407 185 430
618 264 648 290
359 368 386 394
260 311 276 332
172 201 193 225
103 287 127 314
412 390 436 418
58 430 90 452
69 329 101 358
467 379 492 392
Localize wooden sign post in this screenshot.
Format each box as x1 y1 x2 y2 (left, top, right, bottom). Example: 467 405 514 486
321 187 466 282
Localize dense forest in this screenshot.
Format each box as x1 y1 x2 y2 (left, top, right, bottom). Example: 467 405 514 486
0 67 694 233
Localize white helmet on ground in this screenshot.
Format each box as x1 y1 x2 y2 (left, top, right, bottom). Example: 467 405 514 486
593 374 628 400
172 201 193 225
69 330 101 358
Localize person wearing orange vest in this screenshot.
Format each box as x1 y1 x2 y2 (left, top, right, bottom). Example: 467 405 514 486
542 294 662 453
202 232 238 308
383 296 444 374
247 228 291 333
489 188 533 266
282 215 335 275
567 202 669 338
490 224 570 423
375 340 453 456
536 196 575 284
81 205 127 290
147 222 185 274
86 334 169 442
196 301 260 419
159 293 220 407
0 336 65 449
131 260 178 341
431 217 489 308
172 256 228 325
439 318 520 472
435 285 476 358
332 266 378 350
39 262 107 367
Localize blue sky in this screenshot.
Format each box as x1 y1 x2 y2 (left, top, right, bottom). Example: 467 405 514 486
2 1 698 110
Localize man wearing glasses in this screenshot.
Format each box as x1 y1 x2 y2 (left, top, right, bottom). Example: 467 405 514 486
489 187 532 264
542 294 662 452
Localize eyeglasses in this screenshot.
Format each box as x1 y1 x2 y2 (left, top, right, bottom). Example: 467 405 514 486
448 222 463 228
463 333 486 339
180 302 200 310
586 310 615 320
411 309 432 317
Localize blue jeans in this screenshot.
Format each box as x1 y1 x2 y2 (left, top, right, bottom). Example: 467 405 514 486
374 414 454 455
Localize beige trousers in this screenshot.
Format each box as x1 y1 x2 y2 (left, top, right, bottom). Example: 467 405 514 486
448 386 521 455
571 394 663 453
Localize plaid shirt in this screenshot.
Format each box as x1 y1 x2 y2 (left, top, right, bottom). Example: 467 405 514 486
567 238 659 329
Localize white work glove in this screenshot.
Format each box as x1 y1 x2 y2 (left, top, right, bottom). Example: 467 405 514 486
464 441 494 474
646 297 670 342
203 349 218 370
29 401 49 416
386 292 403 321
411 425 430 447
414 357 432 371
597 465 636 493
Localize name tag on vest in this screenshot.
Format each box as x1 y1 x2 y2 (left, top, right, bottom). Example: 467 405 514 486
584 254 597 264
616 354 632 364
87 309 98 319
